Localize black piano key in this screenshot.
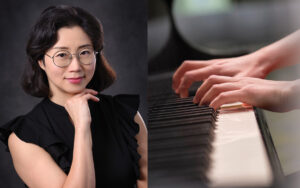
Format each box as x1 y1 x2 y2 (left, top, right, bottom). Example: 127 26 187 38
149 106 214 115
149 112 214 123
149 116 216 129
149 123 212 140
148 76 217 186
149 135 213 151
149 145 211 160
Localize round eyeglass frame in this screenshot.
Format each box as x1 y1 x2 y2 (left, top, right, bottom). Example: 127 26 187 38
45 50 99 68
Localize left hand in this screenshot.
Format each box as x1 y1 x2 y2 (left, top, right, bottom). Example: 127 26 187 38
193 75 300 112
64 89 99 130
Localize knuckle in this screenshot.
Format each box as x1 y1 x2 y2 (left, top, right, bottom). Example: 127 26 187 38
242 85 254 95
182 60 191 66
183 72 192 82
218 92 227 99
241 85 249 92
211 63 222 70
211 84 220 92
207 75 218 83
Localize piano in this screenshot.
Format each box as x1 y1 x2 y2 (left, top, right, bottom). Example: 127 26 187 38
148 0 284 187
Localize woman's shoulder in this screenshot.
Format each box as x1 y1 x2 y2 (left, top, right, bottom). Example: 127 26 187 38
0 99 71 173
0 99 54 149
26 98 54 122
1 99 47 128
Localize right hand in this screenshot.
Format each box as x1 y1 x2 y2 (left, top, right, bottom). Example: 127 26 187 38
192 75 299 112
172 52 268 98
64 89 100 131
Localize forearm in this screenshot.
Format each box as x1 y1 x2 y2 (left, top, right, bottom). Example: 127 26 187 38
254 30 300 75
283 79 300 111
63 127 95 188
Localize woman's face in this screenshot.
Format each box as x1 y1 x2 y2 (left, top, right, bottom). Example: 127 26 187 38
39 26 96 99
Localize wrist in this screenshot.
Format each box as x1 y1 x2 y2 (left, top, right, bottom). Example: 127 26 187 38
252 46 280 77
282 80 300 111
74 126 93 146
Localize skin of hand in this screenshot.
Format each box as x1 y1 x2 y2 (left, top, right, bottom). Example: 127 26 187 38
172 30 300 98
64 88 99 130
63 88 99 188
172 53 268 98
193 75 300 112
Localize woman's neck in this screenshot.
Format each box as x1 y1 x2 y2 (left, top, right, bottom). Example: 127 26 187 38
49 93 74 107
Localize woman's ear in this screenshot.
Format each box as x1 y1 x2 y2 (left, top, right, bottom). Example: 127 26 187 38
38 60 45 71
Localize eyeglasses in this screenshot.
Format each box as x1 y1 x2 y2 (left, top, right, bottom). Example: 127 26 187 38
45 48 99 68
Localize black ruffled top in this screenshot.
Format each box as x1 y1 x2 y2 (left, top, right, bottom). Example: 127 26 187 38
0 94 141 188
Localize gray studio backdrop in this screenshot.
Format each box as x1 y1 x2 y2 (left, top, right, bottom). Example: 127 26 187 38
0 0 147 187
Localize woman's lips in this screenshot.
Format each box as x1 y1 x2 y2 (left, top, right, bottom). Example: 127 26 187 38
66 77 84 84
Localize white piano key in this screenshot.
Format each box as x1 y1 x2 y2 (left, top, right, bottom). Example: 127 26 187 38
207 108 273 187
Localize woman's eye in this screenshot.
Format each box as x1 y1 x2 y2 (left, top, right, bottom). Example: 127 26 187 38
80 50 91 56
56 53 68 58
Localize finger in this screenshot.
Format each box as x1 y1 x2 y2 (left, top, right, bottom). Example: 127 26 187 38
210 90 244 110
172 60 210 91
75 89 98 97
84 93 100 102
193 75 237 103
177 66 216 97
84 89 98 95
200 83 240 105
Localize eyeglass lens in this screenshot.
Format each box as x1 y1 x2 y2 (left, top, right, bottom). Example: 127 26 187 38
53 48 96 67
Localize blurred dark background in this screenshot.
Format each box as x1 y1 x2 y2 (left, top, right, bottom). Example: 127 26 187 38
148 0 300 74
0 0 147 187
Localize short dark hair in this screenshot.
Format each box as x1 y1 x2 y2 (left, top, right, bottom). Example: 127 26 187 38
22 5 116 97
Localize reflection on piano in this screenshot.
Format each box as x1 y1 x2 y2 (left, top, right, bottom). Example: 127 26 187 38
148 0 283 187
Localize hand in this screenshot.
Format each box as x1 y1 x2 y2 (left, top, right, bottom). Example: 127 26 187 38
172 53 269 98
193 75 300 112
64 89 99 130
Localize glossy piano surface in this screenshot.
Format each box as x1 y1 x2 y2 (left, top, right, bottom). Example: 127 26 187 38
148 74 283 187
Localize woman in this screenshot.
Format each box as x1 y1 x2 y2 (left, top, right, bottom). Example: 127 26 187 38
0 5 147 188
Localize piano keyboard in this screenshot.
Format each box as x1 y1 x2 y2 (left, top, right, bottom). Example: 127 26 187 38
148 73 281 187
148 74 217 187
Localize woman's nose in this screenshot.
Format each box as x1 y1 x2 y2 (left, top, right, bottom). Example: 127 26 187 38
68 55 82 71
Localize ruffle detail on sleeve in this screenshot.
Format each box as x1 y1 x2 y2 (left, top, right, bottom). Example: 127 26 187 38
45 143 70 174
0 116 71 174
113 94 141 180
